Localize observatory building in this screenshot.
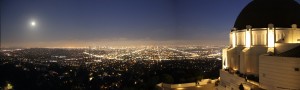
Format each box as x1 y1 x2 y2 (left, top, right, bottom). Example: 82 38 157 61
218 0 300 90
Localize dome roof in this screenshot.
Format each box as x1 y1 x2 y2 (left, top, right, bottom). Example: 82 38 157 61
234 0 300 30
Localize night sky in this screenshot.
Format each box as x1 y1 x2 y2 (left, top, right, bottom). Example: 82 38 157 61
2 0 299 47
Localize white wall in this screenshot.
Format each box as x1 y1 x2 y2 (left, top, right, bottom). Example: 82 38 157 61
237 31 245 46
252 30 267 46
226 27 299 74
230 32 233 46
219 70 248 90
259 55 300 90
275 28 300 43
240 46 267 75
223 48 228 69
222 26 300 90
227 46 244 70
275 29 289 43
290 29 300 43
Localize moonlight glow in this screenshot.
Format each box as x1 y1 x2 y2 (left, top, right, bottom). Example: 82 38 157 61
31 21 36 26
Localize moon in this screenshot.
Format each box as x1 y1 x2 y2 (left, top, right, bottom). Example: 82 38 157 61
31 21 36 26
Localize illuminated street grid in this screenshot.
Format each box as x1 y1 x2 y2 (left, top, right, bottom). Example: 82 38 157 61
0 45 223 89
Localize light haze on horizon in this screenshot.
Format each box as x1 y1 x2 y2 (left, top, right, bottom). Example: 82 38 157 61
2 0 299 48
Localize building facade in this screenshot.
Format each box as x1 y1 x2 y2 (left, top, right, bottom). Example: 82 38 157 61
218 0 300 90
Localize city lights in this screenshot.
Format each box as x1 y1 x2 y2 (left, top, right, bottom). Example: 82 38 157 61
0 46 223 90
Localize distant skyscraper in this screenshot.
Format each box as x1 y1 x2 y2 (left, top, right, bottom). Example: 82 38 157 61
218 0 300 90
